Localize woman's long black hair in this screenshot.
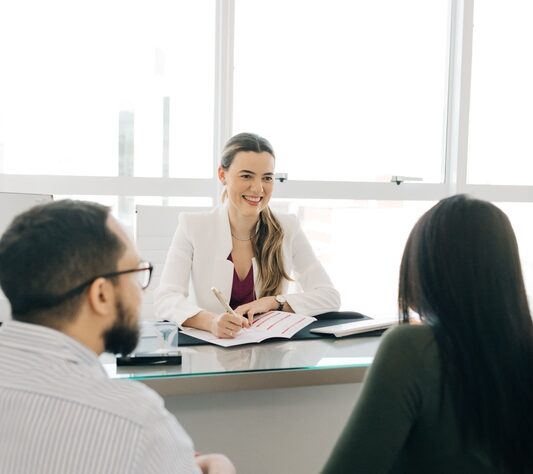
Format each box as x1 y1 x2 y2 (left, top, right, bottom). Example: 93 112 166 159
399 194 533 473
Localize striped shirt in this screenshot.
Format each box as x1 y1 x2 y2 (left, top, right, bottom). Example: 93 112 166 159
0 321 201 474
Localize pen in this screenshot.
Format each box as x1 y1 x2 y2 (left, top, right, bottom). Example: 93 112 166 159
211 287 239 317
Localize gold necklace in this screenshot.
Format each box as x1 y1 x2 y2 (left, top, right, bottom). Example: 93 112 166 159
231 233 253 241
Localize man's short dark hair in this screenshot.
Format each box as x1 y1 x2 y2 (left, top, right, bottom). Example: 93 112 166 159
0 200 125 326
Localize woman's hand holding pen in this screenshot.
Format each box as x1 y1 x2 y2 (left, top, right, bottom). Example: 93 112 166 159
209 287 249 338
210 311 249 338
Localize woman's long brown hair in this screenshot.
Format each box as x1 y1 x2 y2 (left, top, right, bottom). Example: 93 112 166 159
220 132 291 296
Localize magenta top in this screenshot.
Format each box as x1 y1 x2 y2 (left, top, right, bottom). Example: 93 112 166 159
228 253 256 309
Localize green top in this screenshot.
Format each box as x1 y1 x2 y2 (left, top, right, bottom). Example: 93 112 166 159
321 324 494 474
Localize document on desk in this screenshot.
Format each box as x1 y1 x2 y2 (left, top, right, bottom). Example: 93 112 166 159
181 311 317 347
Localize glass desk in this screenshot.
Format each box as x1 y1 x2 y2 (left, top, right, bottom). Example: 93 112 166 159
101 336 382 396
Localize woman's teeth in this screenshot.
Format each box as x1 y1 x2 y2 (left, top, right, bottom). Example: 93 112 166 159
243 196 261 202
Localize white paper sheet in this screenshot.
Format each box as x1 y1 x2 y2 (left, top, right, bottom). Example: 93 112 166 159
181 311 317 347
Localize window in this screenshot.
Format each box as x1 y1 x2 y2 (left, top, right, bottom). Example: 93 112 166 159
233 0 450 183
0 0 215 178
467 0 533 184
54 195 213 233
271 199 434 315
2 1 533 320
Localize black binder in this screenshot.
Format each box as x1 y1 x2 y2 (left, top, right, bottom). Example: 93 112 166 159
177 311 385 347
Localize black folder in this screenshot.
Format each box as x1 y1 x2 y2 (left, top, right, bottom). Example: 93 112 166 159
177 311 386 347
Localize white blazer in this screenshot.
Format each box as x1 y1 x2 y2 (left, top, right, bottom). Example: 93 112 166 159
154 205 341 327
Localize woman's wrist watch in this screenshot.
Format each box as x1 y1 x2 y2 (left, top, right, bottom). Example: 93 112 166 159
275 295 287 311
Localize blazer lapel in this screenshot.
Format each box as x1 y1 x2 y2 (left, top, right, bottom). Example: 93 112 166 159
252 257 259 294
211 205 234 302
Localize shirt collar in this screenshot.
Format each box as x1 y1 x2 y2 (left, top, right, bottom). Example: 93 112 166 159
0 320 105 372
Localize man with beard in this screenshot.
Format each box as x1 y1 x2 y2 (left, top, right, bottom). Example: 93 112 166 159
0 200 235 474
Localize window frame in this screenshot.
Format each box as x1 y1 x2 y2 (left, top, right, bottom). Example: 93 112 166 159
1 0 532 213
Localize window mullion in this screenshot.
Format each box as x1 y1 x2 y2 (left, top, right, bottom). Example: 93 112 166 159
213 0 235 203
445 0 474 196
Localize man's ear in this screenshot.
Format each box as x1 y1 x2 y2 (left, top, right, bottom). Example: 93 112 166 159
86 277 115 317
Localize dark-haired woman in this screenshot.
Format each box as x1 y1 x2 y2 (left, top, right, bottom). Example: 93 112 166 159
155 133 340 338
322 194 533 473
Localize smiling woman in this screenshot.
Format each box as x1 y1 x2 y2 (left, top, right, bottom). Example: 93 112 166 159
154 133 341 338
218 135 289 299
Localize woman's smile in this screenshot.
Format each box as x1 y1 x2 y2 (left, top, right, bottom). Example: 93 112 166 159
242 195 262 206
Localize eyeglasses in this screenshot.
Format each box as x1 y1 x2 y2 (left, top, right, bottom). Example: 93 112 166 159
72 260 154 293
97 261 153 290
14 261 154 315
